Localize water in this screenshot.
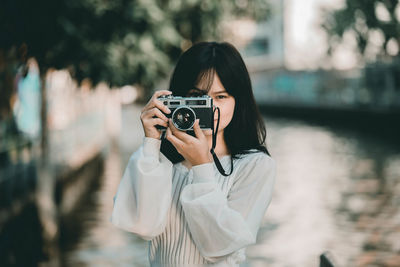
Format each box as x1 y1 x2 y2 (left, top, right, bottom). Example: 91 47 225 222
60 104 400 267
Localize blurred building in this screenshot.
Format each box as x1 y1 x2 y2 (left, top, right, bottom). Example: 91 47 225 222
224 0 285 71
225 0 400 111
226 0 350 71
243 0 285 72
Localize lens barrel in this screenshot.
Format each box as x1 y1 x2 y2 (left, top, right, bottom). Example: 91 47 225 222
172 106 196 130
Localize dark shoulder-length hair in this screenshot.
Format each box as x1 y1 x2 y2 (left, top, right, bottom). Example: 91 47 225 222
160 41 271 163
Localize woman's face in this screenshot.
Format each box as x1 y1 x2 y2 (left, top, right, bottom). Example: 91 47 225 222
190 73 236 136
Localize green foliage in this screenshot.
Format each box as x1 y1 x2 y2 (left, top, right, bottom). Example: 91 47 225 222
1 0 269 89
322 0 400 58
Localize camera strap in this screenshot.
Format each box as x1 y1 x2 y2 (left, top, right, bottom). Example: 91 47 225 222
211 106 233 176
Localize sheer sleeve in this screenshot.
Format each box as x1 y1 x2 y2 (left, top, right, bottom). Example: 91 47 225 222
179 153 276 261
111 137 173 240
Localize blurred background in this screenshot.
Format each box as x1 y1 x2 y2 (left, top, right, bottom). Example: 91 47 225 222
1 0 400 266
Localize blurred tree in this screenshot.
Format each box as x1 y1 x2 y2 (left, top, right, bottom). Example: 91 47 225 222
322 0 400 59
1 0 269 156
322 0 400 109
1 0 269 90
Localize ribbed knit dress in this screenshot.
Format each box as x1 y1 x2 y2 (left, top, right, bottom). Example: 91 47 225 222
111 137 276 267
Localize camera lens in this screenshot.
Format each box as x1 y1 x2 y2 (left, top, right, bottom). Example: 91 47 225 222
172 106 196 130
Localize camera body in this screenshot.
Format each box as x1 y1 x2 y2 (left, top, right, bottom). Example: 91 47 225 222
156 95 214 131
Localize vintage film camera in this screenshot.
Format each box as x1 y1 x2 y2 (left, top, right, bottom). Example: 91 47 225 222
156 95 214 131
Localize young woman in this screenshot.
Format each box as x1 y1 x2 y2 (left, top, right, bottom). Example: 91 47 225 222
111 42 276 267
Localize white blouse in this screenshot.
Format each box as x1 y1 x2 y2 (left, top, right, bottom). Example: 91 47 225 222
111 137 276 267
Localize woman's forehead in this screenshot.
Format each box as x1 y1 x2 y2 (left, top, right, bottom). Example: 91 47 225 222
195 73 226 94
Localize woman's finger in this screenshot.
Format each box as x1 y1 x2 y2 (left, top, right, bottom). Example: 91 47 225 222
141 107 169 122
168 119 194 142
193 119 205 140
166 127 185 149
143 98 171 115
152 90 172 100
142 89 171 112
150 118 168 128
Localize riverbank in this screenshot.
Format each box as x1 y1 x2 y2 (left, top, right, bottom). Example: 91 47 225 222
259 103 400 146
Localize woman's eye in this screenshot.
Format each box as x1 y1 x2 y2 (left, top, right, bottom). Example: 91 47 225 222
216 95 227 99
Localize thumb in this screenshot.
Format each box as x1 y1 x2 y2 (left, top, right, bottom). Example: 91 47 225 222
193 119 205 140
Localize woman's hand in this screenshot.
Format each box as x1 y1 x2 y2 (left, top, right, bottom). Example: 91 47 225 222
166 119 213 166
140 90 172 139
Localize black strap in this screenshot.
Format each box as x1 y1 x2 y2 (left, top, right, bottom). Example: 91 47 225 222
211 106 233 176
